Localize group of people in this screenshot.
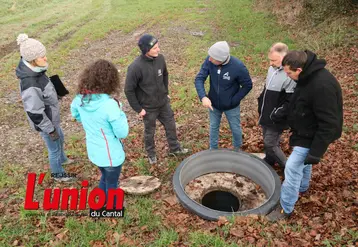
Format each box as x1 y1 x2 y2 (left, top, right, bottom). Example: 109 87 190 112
16 33 343 221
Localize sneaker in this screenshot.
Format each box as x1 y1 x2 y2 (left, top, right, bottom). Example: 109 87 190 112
62 158 75 166
169 148 189 156
54 177 74 182
266 204 292 222
148 156 157 165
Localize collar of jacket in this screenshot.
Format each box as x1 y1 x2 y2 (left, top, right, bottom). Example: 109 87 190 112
23 58 48 73
141 54 158 61
222 55 231 65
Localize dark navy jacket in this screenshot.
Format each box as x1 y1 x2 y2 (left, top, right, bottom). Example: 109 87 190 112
195 56 252 111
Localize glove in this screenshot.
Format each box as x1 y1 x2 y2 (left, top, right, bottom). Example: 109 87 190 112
49 128 60 141
304 154 320 165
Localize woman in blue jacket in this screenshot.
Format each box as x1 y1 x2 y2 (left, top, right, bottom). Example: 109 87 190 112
71 59 129 204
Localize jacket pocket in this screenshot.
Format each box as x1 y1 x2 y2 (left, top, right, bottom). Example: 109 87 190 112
270 106 284 122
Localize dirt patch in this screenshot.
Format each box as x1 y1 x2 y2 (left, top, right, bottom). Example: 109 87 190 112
0 41 17 59
254 0 304 25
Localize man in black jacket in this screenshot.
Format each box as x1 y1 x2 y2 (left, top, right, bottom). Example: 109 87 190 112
125 34 188 164
267 50 343 221
258 43 296 168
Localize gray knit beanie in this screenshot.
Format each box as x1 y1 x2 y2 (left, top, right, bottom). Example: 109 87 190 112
208 41 230 62
17 34 46 61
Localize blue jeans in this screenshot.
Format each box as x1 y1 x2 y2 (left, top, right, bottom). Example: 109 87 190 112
99 165 122 207
280 146 312 213
209 105 242 149
40 126 67 174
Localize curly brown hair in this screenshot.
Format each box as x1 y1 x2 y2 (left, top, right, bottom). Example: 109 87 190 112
77 59 120 97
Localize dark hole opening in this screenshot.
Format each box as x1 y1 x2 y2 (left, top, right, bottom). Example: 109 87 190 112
201 190 240 212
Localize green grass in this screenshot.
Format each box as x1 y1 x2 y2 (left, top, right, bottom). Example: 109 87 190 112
189 231 240 247
133 157 151 175
353 143 358 152
149 228 178 247
130 196 162 230
65 218 115 246
0 0 353 246
322 229 358 247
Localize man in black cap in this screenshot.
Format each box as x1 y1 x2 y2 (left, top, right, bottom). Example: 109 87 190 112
125 34 188 164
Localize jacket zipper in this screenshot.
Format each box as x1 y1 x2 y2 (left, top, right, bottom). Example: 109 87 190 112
258 69 279 123
101 128 113 167
217 66 221 109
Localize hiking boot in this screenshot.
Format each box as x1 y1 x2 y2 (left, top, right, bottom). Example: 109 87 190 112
54 177 74 182
266 204 292 222
62 158 75 166
148 156 157 165
169 148 189 156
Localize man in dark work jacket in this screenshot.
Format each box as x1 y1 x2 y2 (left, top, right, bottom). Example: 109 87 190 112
267 50 343 221
124 34 188 165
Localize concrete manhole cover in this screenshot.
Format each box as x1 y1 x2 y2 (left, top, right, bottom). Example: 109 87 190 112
121 176 161 195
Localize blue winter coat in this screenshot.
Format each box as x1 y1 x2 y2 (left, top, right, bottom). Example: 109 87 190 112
71 94 129 167
195 56 252 111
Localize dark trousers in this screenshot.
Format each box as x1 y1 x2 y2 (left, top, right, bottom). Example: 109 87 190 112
143 102 180 157
262 126 287 167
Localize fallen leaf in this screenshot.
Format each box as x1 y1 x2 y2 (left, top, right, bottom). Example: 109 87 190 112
56 230 68 241
217 216 228 226
310 230 317 237
315 234 321 241
163 196 178 206
113 232 121 243
230 228 245 238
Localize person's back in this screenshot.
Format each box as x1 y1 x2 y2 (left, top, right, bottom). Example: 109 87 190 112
71 94 128 167
71 59 129 209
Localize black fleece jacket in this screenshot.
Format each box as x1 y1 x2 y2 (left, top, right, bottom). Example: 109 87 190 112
124 54 169 113
288 50 343 159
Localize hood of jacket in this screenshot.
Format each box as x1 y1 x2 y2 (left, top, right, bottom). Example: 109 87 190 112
16 58 47 80
298 50 326 84
76 94 113 112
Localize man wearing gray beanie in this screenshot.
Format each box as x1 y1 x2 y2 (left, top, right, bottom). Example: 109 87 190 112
15 33 73 182
195 41 252 150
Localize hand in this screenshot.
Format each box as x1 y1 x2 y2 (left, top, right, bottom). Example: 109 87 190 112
49 128 60 141
202 97 213 111
139 109 146 118
304 154 320 165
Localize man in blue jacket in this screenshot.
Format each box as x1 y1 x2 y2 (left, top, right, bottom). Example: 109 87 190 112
195 41 252 150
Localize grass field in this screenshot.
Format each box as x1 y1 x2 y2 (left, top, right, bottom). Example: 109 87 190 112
0 0 357 246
